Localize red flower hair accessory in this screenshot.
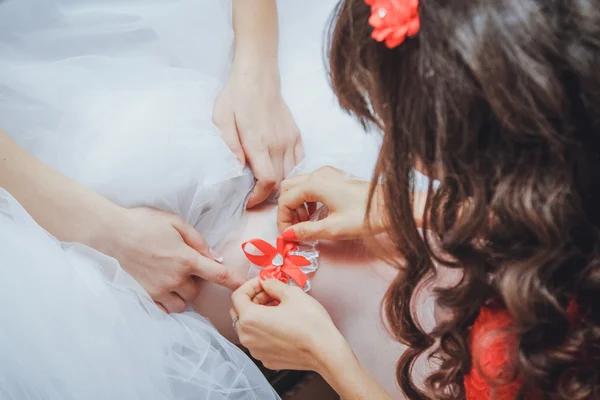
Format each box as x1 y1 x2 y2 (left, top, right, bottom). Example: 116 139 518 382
365 0 420 48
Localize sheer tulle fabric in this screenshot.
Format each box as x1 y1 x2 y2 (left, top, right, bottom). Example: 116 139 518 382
0 0 422 397
0 0 248 249
0 189 278 400
0 0 392 246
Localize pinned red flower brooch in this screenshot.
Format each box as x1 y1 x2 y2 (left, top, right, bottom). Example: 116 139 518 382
242 236 319 292
365 0 420 48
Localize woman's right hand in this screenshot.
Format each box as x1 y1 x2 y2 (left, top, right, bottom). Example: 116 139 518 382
277 167 386 242
0 131 241 314
97 207 243 313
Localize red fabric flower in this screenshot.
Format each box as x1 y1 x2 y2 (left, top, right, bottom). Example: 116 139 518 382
365 0 420 48
241 236 311 288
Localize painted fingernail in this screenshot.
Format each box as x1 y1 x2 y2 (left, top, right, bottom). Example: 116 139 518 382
209 248 224 263
282 228 298 242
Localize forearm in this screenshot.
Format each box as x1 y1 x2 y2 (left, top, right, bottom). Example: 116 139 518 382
0 131 122 249
231 0 279 70
315 333 394 400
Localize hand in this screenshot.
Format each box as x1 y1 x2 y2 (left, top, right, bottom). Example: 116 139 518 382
277 166 386 242
0 131 242 313
213 63 304 208
101 207 243 313
230 277 352 372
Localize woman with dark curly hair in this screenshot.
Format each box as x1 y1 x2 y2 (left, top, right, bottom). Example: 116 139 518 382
230 0 600 398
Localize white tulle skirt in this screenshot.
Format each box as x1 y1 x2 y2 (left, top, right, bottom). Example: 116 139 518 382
0 0 390 245
0 189 278 400
0 0 393 398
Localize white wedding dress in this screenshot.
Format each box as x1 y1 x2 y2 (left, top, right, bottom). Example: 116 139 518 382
0 0 414 398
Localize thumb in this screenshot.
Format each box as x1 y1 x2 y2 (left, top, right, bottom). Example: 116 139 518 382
259 278 290 301
282 219 332 242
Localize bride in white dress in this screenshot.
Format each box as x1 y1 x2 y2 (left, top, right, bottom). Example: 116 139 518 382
0 0 415 398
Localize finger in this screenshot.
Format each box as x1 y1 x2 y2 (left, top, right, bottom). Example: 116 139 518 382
307 202 318 216
156 293 186 314
270 152 285 193
229 308 239 327
252 291 273 305
293 138 305 165
280 173 310 195
277 183 324 232
174 277 201 303
214 114 246 166
187 249 242 291
172 220 209 256
156 302 167 313
281 219 338 242
231 278 263 315
259 278 291 302
283 149 296 179
246 154 277 208
173 221 224 263
295 204 309 223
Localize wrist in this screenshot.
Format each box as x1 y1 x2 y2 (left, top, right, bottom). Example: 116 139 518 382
311 330 357 378
231 0 279 70
312 332 386 399
228 60 282 102
75 199 129 258
230 54 280 84
233 43 278 67
367 184 388 235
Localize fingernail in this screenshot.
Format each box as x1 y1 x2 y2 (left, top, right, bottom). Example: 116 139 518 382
209 248 224 263
282 228 298 242
260 272 273 281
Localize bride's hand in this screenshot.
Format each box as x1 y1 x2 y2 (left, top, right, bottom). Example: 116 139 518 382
100 207 242 313
0 132 240 314
277 166 386 242
230 277 352 372
213 62 304 209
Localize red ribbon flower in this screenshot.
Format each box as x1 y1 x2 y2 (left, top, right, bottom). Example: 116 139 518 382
242 236 311 288
365 0 420 48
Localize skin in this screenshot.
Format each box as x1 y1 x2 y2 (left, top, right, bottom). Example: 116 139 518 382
232 277 394 400
0 131 242 313
193 167 420 398
213 0 304 208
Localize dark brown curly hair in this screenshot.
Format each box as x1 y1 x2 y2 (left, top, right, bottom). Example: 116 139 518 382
328 0 600 398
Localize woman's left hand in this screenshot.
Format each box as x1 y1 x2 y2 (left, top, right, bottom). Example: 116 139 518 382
230 277 349 372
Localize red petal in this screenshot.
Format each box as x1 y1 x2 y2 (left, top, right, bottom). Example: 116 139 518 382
386 28 407 48
286 255 312 267
372 27 393 42
393 7 410 22
407 18 420 36
368 14 385 29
